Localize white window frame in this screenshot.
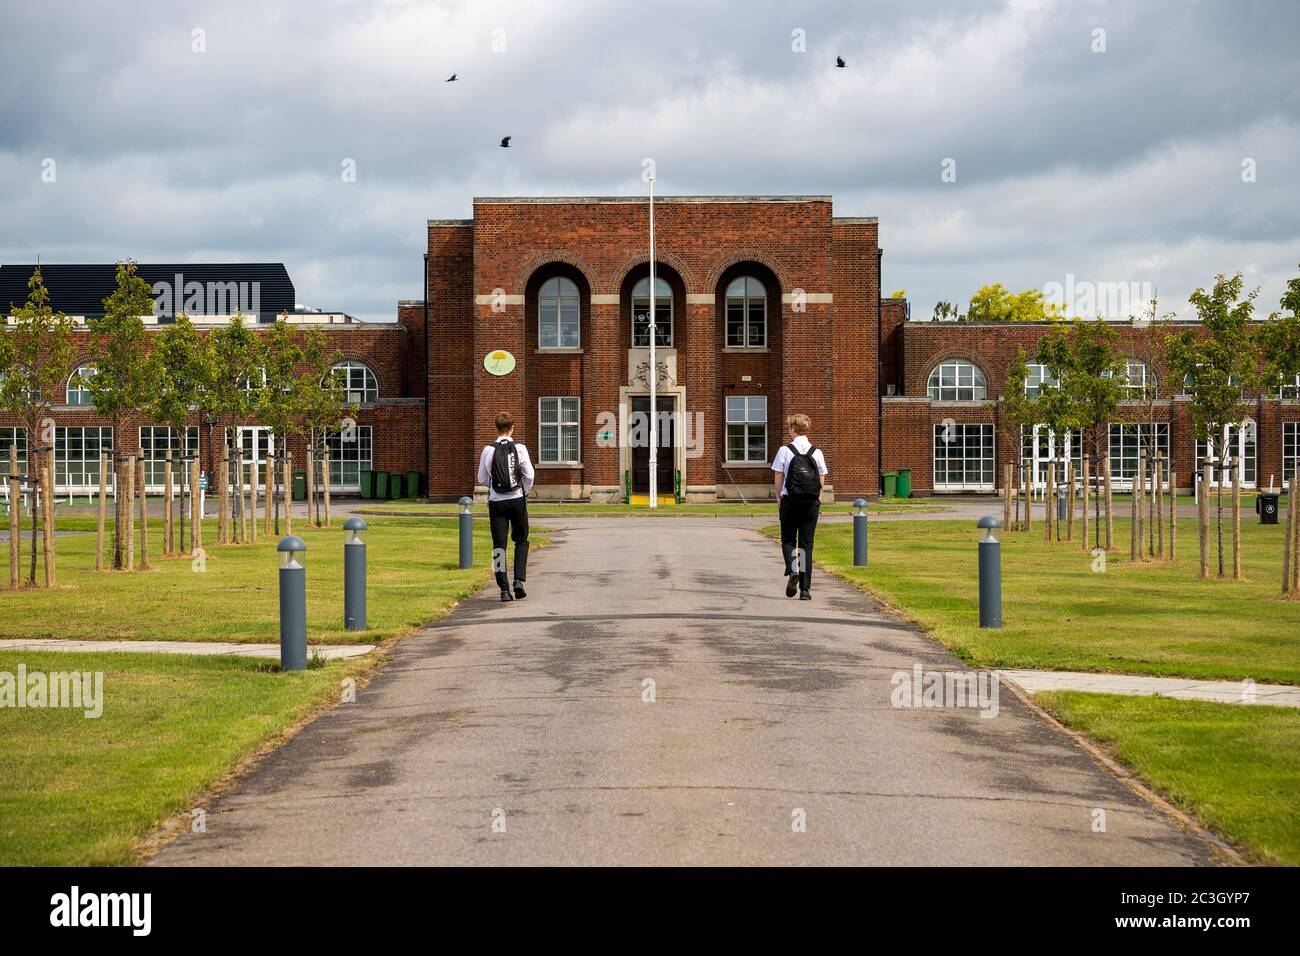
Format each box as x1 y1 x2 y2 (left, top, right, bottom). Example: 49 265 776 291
927 359 987 402
1019 425 1082 491
1108 423 1171 491
140 425 200 491
324 425 373 492
54 426 112 492
1285 422 1299 484
538 276 581 349
66 364 97 406
1023 363 1058 399
725 277 767 348
538 396 581 465
1279 373 1300 400
631 276 673 348
933 423 995 491
0 427 27 481
725 395 768 463
331 361 378 404
1195 420 1256 489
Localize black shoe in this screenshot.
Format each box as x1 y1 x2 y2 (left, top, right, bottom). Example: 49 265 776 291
785 574 799 598
513 580 527 600
799 590 812 601
500 589 514 602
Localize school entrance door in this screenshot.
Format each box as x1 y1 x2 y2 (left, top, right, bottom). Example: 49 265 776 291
630 396 676 496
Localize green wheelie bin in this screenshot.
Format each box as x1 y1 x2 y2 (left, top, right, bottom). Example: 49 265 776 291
405 470 421 499
896 468 912 499
882 471 898 499
374 470 389 499
359 469 374 499
292 470 307 501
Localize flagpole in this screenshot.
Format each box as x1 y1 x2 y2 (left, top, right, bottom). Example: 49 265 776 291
647 174 657 510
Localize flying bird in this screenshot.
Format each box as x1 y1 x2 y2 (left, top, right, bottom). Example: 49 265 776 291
445 73 457 82
500 136 511 148
836 56 846 68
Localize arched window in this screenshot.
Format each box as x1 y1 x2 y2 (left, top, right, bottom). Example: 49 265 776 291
725 276 766 348
927 359 987 401
67 364 97 405
538 277 580 349
331 361 378 404
632 276 672 347
1024 363 1058 398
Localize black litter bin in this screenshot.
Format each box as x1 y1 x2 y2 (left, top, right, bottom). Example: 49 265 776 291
1256 492 1280 525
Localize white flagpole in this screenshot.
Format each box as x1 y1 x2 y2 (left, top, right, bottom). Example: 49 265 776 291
647 174 657 510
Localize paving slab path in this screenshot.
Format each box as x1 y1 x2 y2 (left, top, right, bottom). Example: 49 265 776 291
0 639 373 660
152 516 1220 866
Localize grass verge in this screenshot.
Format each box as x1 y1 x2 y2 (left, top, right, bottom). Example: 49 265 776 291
0 650 375 865
1038 692 1300 866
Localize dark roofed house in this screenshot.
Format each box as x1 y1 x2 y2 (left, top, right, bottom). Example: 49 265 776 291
0 263 296 322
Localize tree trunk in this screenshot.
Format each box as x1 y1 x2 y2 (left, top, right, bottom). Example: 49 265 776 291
284 451 294 536
163 450 173 555
1003 463 1012 531
1081 456 1091 551
1168 470 1177 562
1045 462 1054 541
250 461 259 545
272 450 281 536
307 446 316 527
1104 455 1114 550
41 459 55 587
1155 457 1165 559
264 456 273 537
1065 462 1074 542
218 442 229 545
1199 463 1212 578
9 444 21 588
126 454 136 571
1132 450 1142 561
1024 462 1033 532
1292 478 1300 593
1231 470 1241 580
137 455 150 570
240 457 249 544
323 450 331 528
191 456 202 553
1287 479 1295 593
113 456 124 569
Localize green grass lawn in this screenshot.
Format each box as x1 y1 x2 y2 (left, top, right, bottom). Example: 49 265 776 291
1038 692 1300 866
0 650 369 865
785 516 1300 684
360 499 947 517
1 514 499 644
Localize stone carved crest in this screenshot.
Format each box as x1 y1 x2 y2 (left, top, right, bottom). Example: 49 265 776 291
632 358 672 388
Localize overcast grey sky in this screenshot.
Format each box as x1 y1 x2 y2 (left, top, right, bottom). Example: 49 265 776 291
2 0 1297 321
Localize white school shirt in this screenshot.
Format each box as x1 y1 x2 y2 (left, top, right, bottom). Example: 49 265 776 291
477 437 535 502
771 435 828 497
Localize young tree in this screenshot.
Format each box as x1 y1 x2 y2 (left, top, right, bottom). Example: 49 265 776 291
0 265 78 585
294 328 345 525
1257 267 1300 593
1128 297 1176 558
1167 273 1261 578
1036 319 1128 549
87 262 155 569
966 284 1068 323
146 313 206 553
255 318 306 533
199 314 260 542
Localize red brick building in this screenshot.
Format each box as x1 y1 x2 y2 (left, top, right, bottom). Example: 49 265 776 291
7 198 1297 502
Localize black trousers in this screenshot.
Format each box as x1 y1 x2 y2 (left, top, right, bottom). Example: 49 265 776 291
779 497 820 590
488 496 529 589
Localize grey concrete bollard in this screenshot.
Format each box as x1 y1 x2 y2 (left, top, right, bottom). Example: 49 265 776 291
343 517 367 631
852 498 868 567
458 496 473 570
977 516 1002 628
278 535 308 670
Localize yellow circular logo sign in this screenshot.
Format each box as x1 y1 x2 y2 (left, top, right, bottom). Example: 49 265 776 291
483 350 516 376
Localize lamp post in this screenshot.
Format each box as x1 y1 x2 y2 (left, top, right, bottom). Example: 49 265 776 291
458 496 473 570
977 516 1002 628
852 498 869 567
277 535 308 671
343 517 367 631
647 171 657 510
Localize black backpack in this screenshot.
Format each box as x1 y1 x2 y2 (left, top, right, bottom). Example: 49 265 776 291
490 440 521 494
784 443 821 500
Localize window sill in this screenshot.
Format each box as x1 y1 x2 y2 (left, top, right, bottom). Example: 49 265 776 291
536 347 584 355
722 460 771 469
722 346 770 353
535 462 583 470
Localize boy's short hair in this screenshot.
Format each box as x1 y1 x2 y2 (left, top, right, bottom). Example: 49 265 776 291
495 412 515 433
787 413 811 435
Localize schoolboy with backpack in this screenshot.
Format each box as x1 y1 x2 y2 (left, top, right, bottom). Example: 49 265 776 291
771 413 828 600
476 412 535 601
